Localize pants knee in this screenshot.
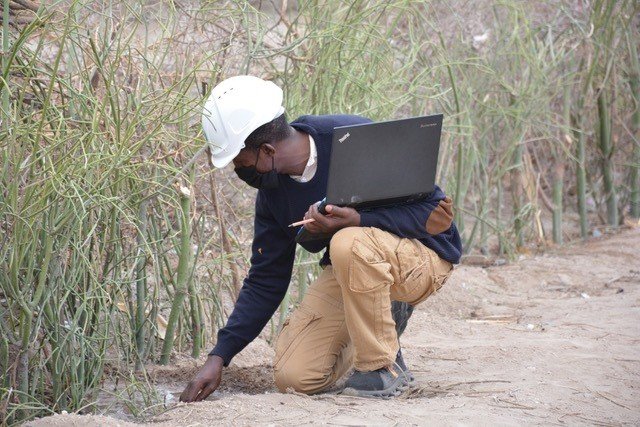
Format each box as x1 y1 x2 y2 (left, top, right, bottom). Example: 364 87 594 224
274 367 326 395
329 227 364 270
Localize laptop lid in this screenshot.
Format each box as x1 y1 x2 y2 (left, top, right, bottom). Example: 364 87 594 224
325 114 443 210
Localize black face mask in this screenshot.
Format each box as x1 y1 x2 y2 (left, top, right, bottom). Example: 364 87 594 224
234 148 279 190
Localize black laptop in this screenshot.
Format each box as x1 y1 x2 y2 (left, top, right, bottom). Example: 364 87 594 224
296 114 443 243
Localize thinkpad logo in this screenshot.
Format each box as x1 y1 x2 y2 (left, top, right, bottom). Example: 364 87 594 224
338 132 350 143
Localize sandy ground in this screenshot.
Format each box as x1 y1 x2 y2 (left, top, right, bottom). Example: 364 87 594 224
28 228 640 426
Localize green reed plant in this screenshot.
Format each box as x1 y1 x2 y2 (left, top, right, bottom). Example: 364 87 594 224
573 53 591 238
0 1 242 422
590 0 635 226
597 88 618 226
2 0 9 125
160 184 193 365
626 30 639 218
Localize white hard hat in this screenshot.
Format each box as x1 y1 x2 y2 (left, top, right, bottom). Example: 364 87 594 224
202 75 285 168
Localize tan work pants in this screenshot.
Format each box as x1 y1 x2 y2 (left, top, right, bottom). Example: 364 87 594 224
273 227 453 394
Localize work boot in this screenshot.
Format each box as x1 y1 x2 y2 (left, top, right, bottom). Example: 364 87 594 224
391 301 415 382
341 365 409 398
395 348 415 383
391 301 414 337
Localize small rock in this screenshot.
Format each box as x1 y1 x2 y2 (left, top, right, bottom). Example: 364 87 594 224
164 391 176 407
526 324 535 330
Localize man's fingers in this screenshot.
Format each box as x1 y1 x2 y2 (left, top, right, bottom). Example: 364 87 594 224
180 379 217 403
180 381 199 402
310 205 331 226
305 209 328 233
306 225 323 235
306 202 320 217
308 204 320 220
304 223 320 233
325 205 349 217
305 206 315 221
194 382 217 402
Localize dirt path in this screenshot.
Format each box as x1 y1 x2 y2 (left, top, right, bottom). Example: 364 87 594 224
30 229 640 426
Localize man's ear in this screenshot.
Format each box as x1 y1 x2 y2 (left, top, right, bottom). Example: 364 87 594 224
261 143 276 157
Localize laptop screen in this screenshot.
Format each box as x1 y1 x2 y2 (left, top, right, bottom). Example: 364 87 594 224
325 114 443 210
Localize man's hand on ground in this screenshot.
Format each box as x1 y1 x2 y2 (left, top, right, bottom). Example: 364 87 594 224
179 355 224 403
304 203 360 234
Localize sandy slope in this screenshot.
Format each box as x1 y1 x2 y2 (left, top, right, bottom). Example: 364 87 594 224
29 228 640 426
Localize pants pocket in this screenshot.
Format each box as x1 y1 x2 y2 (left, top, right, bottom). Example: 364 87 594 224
274 305 319 369
392 240 452 305
390 240 427 304
347 235 392 293
411 251 453 305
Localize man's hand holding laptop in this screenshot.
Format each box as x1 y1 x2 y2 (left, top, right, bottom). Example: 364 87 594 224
301 202 361 235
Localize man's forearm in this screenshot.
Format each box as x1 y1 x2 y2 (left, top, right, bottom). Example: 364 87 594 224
359 197 452 239
209 277 288 366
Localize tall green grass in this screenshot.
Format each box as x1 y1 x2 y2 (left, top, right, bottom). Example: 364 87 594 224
0 1 233 422
0 0 638 424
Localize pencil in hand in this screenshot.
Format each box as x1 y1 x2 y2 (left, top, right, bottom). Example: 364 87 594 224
288 218 316 228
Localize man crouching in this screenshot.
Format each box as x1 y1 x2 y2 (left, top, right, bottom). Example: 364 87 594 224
180 76 461 401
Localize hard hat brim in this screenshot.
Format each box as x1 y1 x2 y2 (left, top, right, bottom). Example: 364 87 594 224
210 144 243 168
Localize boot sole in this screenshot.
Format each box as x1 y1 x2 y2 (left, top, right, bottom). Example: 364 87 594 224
340 373 410 398
406 370 415 383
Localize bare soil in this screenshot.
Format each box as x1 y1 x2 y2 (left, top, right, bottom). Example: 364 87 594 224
28 228 640 426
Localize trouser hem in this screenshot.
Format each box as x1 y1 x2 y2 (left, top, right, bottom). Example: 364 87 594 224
354 356 395 372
